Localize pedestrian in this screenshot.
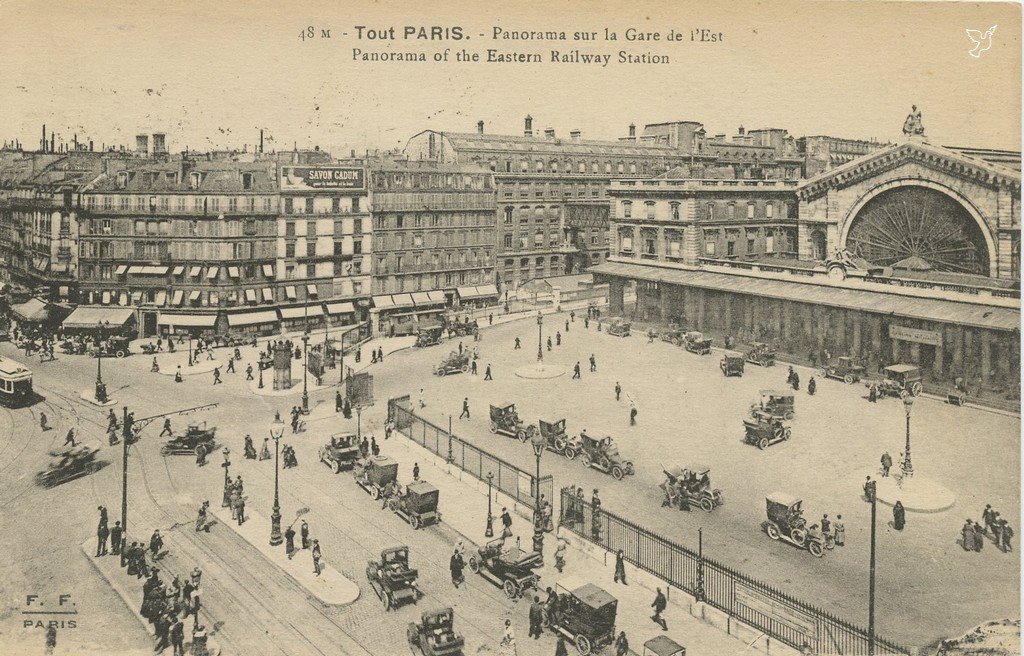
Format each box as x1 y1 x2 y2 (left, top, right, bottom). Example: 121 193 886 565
64 427 77 447
868 384 877 403
418 388 426 409
821 514 831 537
236 495 245 525
385 420 394 440
151 356 160 373
195 501 210 532
808 376 817 396
863 476 874 501
175 366 182 383
110 521 123 555
499 619 517 656
1000 519 1013 552
791 370 800 391
589 354 596 372
212 367 221 384
893 500 905 530
149 530 163 559
377 347 384 362
614 382 621 401
343 397 352 419
245 363 254 381
96 521 109 556
370 436 379 456
651 588 668 630
413 462 420 481
170 617 185 656
501 507 513 539
529 595 544 639
484 364 493 380
336 391 343 413
259 438 271 460
160 418 173 437
615 631 629 656
301 520 310 549
450 548 465 588
556 331 561 346
514 337 521 349
547 336 552 351
833 514 845 546
471 359 478 375
629 405 637 426
312 539 323 576
191 567 202 590
460 397 470 419
555 636 569 656
880 452 892 477
226 357 235 373
40 412 49 431
982 504 996 534
614 549 627 584
584 317 590 329
489 313 493 325
154 612 171 652
962 519 977 551
572 362 581 379
285 525 296 558
554 537 567 573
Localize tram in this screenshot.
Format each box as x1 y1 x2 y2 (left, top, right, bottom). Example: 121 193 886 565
0 356 33 407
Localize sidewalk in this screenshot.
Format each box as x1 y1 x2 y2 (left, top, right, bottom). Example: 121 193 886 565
381 432 783 656
152 350 225 377
81 538 222 656
209 506 360 605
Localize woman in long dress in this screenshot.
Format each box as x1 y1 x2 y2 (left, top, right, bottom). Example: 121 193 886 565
893 501 906 531
498 619 517 656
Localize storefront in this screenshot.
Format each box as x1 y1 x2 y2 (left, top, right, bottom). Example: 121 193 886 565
410 291 447 322
62 306 137 337
455 285 499 308
156 312 218 338
279 303 324 332
225 309 280 337
10 297 68 330
324 301 357 327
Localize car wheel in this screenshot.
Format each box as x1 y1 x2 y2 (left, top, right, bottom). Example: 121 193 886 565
115 350 126 359
784 411 794 420
910 381 923 397
791 528 807 546
334 461 341 474
468 556 480 573
370 487 380 500
461 364 469 373
517 429 528 442
611 466 624 480
581 453 592 468
382 592 391 611
160 446 170 456
410 515 421 530
575 633 592 656
784 427 792 440
766 524 781 540
843 374 854 385
489 422 498 434
563 447 576 460
808 541 824 558
758 437 769 450
388 498 398 511
700 497 714 513
503 580 518 599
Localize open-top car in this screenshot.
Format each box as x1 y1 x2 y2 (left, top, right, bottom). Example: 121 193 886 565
319 431 360 473
877 364 924 398
578 431 634 480
415 325 445 348
467 538 543 599
762 492 828 557
539 417 581 459
751 389 795 420
160 421 217 456
353 454 399 499
720 353 745 377
407 608 464 656
89 336 132 359
433 351 470 377
488 402 537 442
606 319 631 337
661 464 724 513
683 331 712 355
366 546 422 611
659 327 686 346
552 577 619 656
389 481 441 529
821 356 866 384
743 411 791 449
36 445 104 488
746 342 777 367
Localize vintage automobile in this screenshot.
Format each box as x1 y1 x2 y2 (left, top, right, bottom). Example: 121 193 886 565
444 317 479 339
488 402 537 442
89 336 132 359
160 421 217 456
824 248 889 281
877 364 924 398
433 351 470 377
319 431 361 473
389 481 442 529
539 417 581 459
415 325 445 348
821 356 867 384
366 546 422 611
762 492 828 557
682 331 712 355
745 342 777 367
720 353 745 377
659 327 686 346
467 538 543 599
661 465 724 513
551 577 619 656
743 411 792 449
59 339 88 355
353 454 399 499
36 446 104 488
643 636 687 656
407 608 465 656
751 389 796 420
606 319 631 337
578 432 634 480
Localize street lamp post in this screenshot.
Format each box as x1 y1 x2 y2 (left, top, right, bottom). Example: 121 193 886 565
186 332 193 367
536 311 543 363
901 395 914 478
95 320 110 403
269 416 285 546
301 331 310 413
258 355 267 389
485 472 495 538
221 448 231 507
867 478 878 655
530 432 545 555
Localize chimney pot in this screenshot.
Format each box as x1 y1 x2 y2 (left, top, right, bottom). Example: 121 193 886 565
738 125 745 135
524 115 533 137
544 128 555 139
136 134 149 154
570 129 581 141
477 120 485 134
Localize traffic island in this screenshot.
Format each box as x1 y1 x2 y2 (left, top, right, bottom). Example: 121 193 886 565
210 506 360 606
79 389 118 407
873 475 956 513
514 363 566 379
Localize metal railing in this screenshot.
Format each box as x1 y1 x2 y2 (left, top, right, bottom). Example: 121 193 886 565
388 396 553 510
559 487 910 656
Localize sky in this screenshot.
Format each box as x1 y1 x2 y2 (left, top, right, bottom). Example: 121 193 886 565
0 0 1019 155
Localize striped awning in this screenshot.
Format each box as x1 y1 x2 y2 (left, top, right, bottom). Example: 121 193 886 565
158 312 217 328
391 293 415 308
188 266 202 277
63 306 134 329
115 265 128 275
427 291 447 303
127 266 144 274
227 310 278 327
261 288 274 303
280 304 324 319
325 301 356 315
285 286 297 300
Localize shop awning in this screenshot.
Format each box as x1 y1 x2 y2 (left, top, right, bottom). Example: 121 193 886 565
188 266 202 277
227 310 278 327
427 291 447 303
306 284 318 296
285 286 297 300
228 266 240 278
244 289 257 303
188 291 201 302
205 267 220 280
172 266 185 276
262 264 275 278
63 306 135 329
155 291 167 306
456 286 478 299
372 295 395 309
475 284 499 297
171 290 184 306
411 292 433 306
279 304 324 319
102 291 111 304
325 301 356 315
157 312 218 328
131 265 167 275
11 298 51 322
127 265 144 274
115 265 128 275
391 293 415 308
118 293 129 306
261 288 274 303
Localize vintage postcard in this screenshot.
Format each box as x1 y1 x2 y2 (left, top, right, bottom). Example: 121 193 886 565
0 1 1019 655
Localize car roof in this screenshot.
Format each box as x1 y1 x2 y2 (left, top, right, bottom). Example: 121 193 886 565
382 546 408 556
644 635 685 656
573 583 617 609
760 389 792 397
663 466 686 479
408 481 437 494
684 464 710 474
368 454 397 466
766 491 801 506
491 402 515 409
885 364 919 373
540 417 564 425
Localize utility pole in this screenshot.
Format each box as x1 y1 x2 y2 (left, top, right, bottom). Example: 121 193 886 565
868 479 877 655
119 405 130 566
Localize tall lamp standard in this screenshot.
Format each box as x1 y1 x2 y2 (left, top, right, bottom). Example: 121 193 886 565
269 415 286 546
95 320 110 403
536 311 543 363
301 330 310 413
866 477 878 655
221 448 232 508
901 394 914 478
530 432 545 554
485 472 495 538
258 354 268 389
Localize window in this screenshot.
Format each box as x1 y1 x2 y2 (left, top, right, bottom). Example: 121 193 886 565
284 197 294 214
353 218 363 234
285 222 295 237
670 202 680 220
285 242 295 258
306 263 316 277
119 196 130 210
766 232 775 253
228 197 238 213
617 163 624 173
264 197 273 212
210 197 220 212
605 163 612 174
747 202 755 219
305 197 314 213
747 236 755 253
534 231 543 246
242 173 253 190
535 160 544 172
503 234 513 248
619 232 633 252
413 234 423 248
705 240 716 256
645 202 656 220
306 242 316 257
396 255 403 272
396 215 404 229
116 172 128 188
629 163 637 174
766 203 774 218
354 239 363 254
668 236 682 258
727 240 735 256
134 219 146 235
519 236 528 249
707 203 714 220
243 219 257 235
306 220 316 238
352 197 360 213
728 203 735 220
504 206 513 224
644 236 656 255
622 201 632 219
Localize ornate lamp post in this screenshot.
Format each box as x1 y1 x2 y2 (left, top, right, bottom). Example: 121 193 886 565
901 394 914 478
186 330 194 367
95 320 110 403
530 431 545 555
269 415 286 546
301 330 310 413
258 354 268 389
536 311 543 363
221 448 231 507
485 472 495 538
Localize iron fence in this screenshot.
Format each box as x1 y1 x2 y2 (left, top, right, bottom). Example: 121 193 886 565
559 487 909 656
388 396 553 510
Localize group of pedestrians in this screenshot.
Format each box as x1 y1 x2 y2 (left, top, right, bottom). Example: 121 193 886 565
963 505 1014 552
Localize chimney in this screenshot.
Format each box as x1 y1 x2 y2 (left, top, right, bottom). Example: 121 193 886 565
42 124 46 152
524 115 533 137
89 140 94 152
259 129 264 154
629 123 636 139
136 134 149 154
544 128 555 139
152 132 166 154
738 125 745 136
50 133 55 153
477 120 484 134
570 129 581 141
